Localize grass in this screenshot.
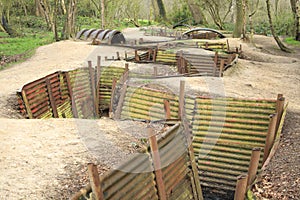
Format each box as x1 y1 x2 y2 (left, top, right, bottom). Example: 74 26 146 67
0 31 54 70
284 37 300 46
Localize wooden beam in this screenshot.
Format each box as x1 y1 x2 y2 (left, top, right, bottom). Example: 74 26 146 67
148 128 167 200
247 147 261 186
65 73 78 118
87 163 104 200
46 78 58 118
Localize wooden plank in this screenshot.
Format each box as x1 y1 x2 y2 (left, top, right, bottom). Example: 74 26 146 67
21 89 34 119
114 84 128 120
178 80 185 119
65 73 78 118
88 61 97 118
109 77 117 117
148 128 167 200
263 113 278 163
234 174 248 200
87 163 104 200
164 99 171 119
219 59 225 77
247 147 261 186
46 78 58 118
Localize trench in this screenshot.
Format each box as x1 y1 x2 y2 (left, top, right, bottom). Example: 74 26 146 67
15 31 286 200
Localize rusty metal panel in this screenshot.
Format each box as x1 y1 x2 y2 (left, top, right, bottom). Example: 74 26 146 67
156 51 177 65
192 97 277 197
120 86 179 121
68 68 95 119
157 124 196 200
98 66 125 110
57 101 73 118
19 72 61 119
100 153 158 200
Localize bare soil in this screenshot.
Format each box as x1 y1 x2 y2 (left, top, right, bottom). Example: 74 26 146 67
0 29 299 199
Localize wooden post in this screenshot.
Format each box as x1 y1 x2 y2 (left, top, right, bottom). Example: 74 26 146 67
247 147 261 186
219 59 225 77
88 61 98 117
125 63 129 72
109 77 117 117
153 48 157 62
226 39 230 52
135 50 140 62
164 99 171 119
139 38 144 44
116 52 120 60
148 48 153 61
21 90 33 119
178 80 185 119
46 78 59 118
240 44 242 52
263 113 278 163
87 163 104 200
188 145 204 200
148 128 167 200
65 73 78 118
196 42 199 48
205 42 209 49
213 52 218 76
97 56 101 69
275 94 285 132
125 51 128 60
114 84 128 120
234 174 248 200
153 66 158 77
105 56 108 61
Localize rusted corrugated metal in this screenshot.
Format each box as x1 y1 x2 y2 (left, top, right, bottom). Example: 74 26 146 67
67 68 95 119
120 86 179 121
157 123 200 199
72 123 203 200
17 72 62 119
191 97 277 197
98 66 125 111
76 29 126 44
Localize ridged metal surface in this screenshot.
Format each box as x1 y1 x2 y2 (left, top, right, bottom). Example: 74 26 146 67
68 68 95 119
17 72 62 119
100 153 158 200
120 86 179 121
98 66 125 110
76 29 126 44
191 97 277 196
74 123 202 200
157 124 195 199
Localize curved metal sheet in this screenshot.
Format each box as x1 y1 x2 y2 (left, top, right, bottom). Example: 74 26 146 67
76 29 89 39
84 29 97 40
76 29 126 44
183 28 226 38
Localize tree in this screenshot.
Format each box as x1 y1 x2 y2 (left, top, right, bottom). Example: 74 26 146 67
266 0 292 52
186 0 208 25
233 0 244 37
290 0 300 41
152 0 167 21
201 0 233 30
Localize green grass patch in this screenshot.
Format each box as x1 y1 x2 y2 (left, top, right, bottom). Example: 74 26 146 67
0 31 54 70
284 37 300 46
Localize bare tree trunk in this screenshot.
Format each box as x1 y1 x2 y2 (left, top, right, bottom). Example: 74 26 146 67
61 0 67 14
63 0 77 39
291 0 300 41
101 0 105 29
186 0 208 25
266 0 292 52
35 0 41 16
155 0 167 21
233 0 244 37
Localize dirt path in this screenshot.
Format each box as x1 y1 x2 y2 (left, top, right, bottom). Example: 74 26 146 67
0 29 299 199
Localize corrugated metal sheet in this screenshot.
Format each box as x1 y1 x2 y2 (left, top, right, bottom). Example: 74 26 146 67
98 66 125 110
17 72 62 119
191 97 277 197
68 68 95 119
157 124 198 199
100 153 158 200
73 123 203 200
120 86 179 121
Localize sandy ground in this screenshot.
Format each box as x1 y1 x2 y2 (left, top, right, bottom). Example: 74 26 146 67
0 29 299 199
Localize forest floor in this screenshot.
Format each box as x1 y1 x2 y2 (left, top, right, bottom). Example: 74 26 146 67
0 28 299 199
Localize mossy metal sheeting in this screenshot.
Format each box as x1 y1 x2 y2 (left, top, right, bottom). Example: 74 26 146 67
192 97 277 196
